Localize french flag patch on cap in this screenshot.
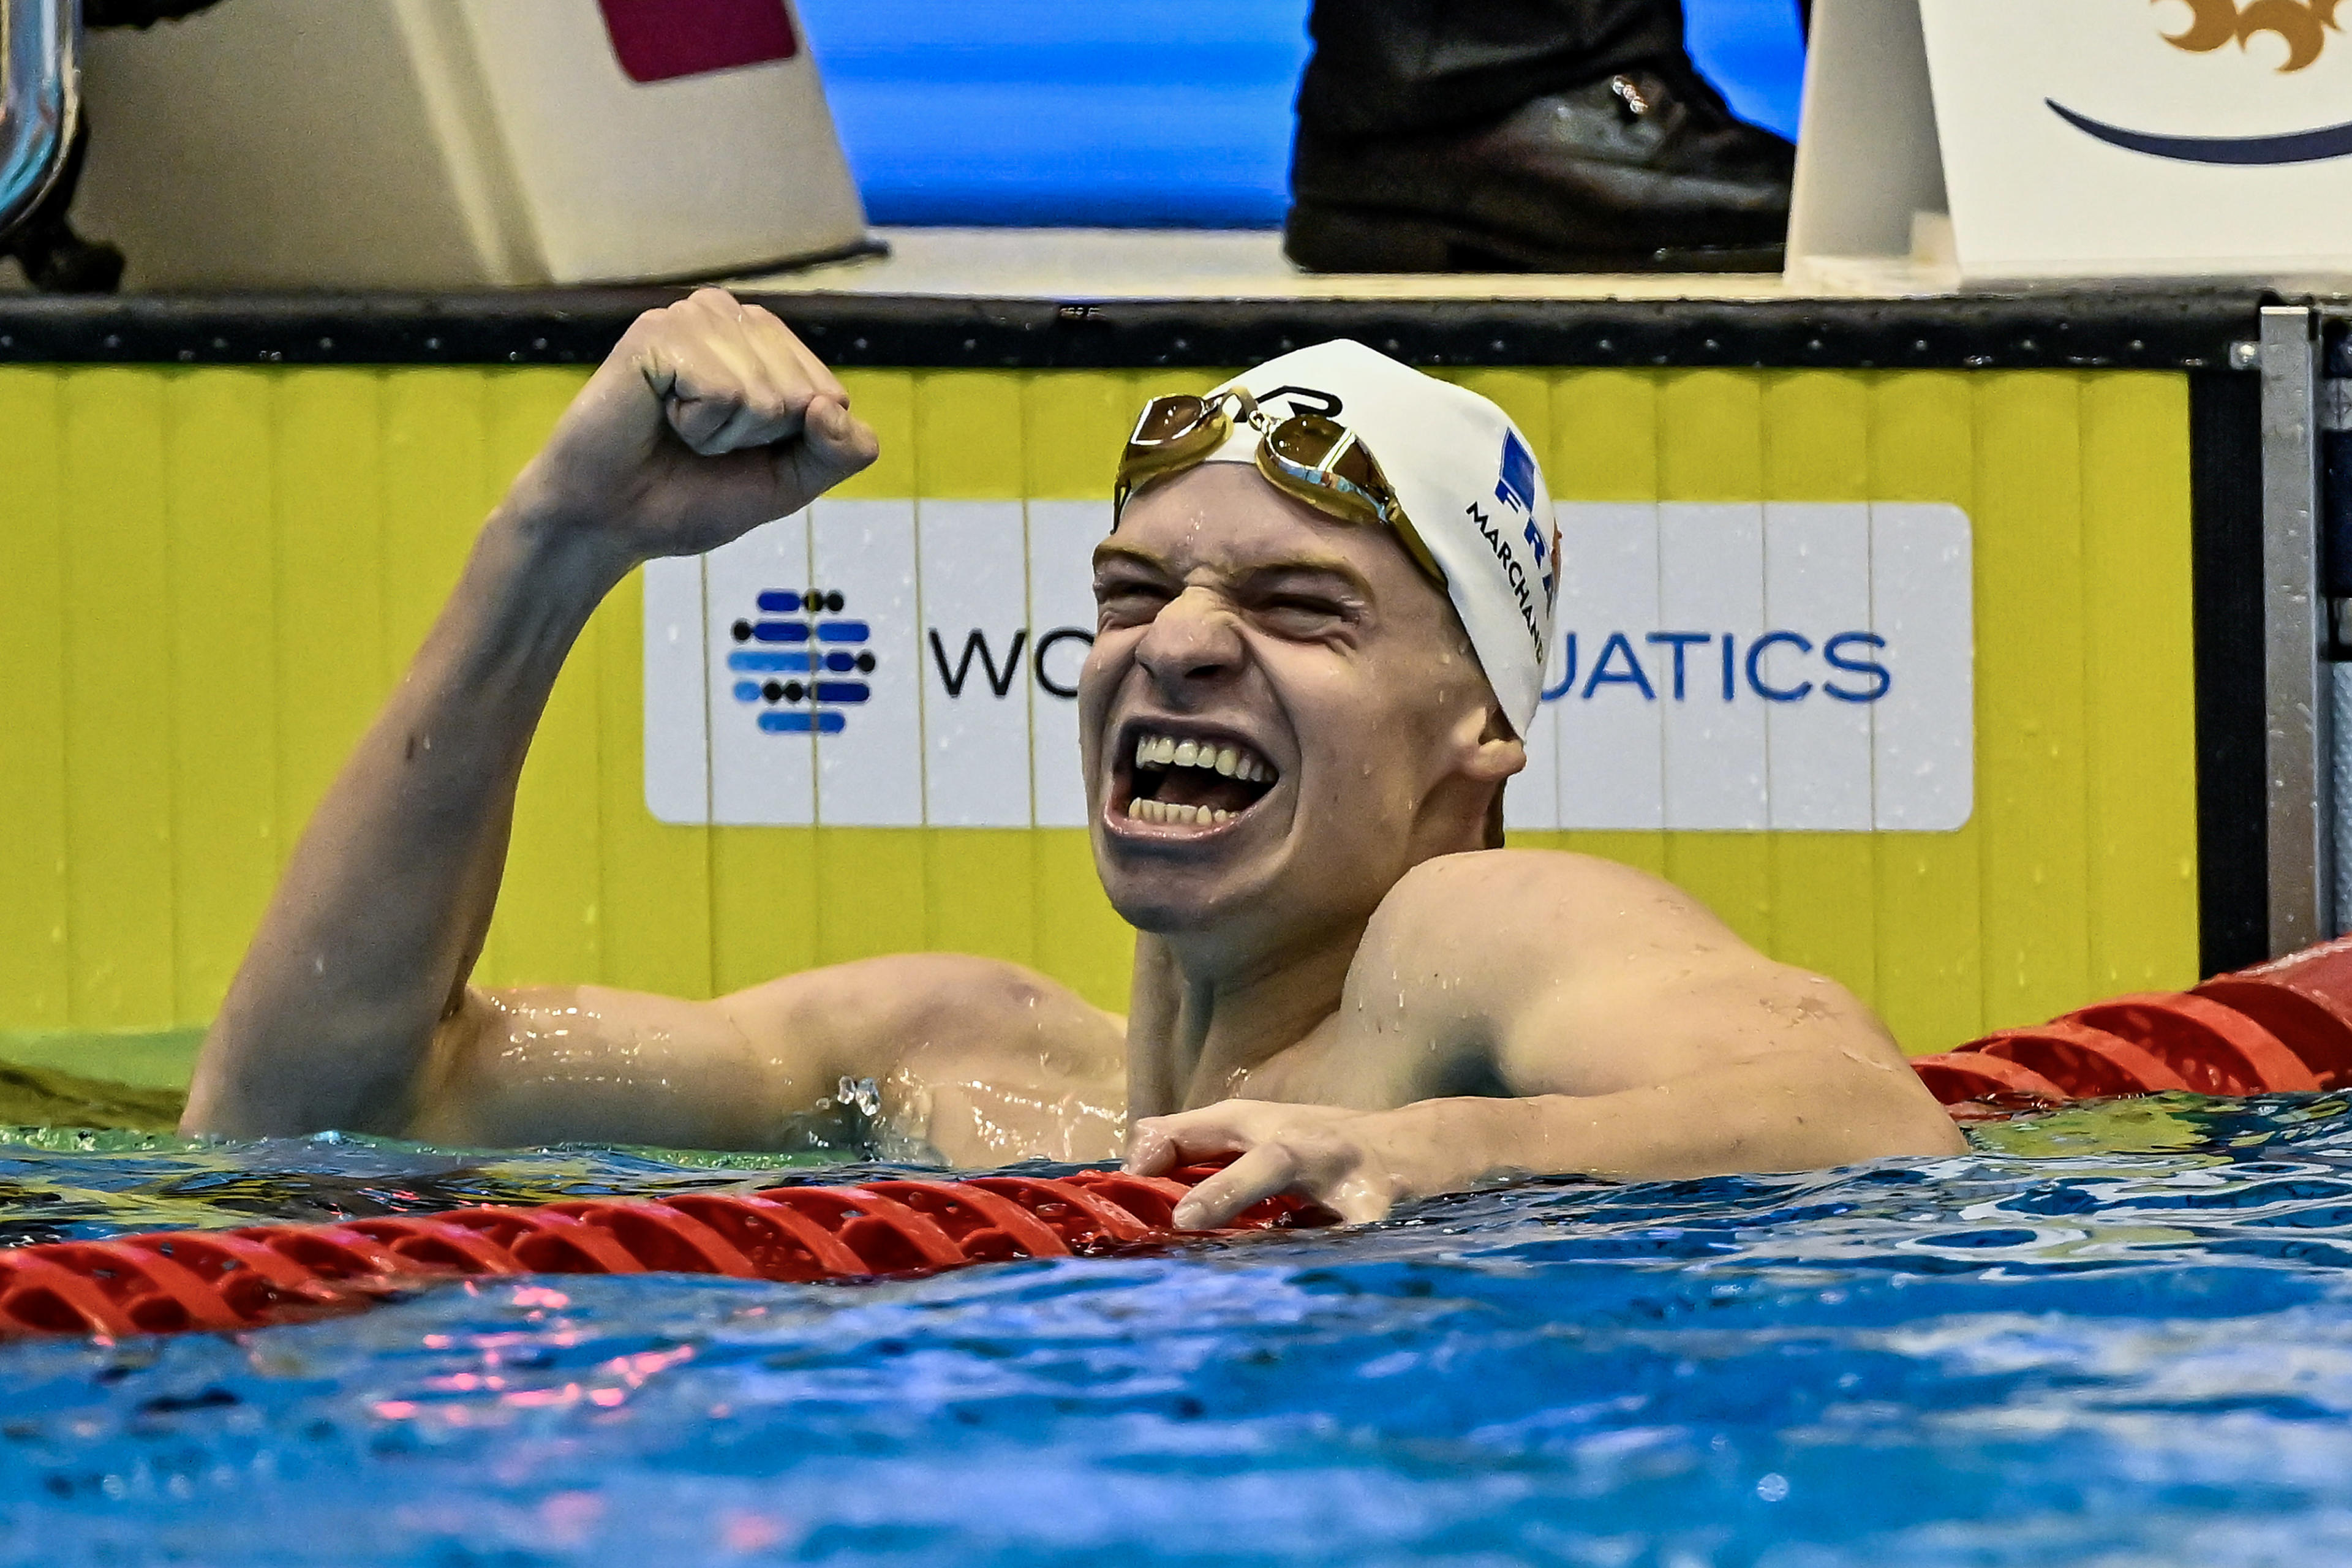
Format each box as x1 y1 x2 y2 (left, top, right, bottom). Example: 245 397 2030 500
1495 429 1538 516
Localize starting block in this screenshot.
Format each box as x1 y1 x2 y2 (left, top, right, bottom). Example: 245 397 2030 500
1789 0 2352 288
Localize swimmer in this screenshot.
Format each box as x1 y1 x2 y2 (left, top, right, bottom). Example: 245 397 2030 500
186 288 1964 1228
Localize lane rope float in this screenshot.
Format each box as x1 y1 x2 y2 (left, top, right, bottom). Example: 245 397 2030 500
0 1164 1327 1341
1912 936 2352 1112
16 937 2352 1342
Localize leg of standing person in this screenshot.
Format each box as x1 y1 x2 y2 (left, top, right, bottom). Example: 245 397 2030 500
1287 0 1796 273
2 0 233 292
0 120 123 293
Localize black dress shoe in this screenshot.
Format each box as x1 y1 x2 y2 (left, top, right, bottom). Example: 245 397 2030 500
0 1 224 292
1286 59 1795 274
83 0 227 26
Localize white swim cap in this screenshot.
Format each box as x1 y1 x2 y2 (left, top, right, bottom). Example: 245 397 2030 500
1195 341 1558 737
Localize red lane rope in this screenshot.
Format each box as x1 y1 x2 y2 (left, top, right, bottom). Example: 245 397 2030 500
17 938 2352 1340
1913 935 2352 1113
0 1164 1329 1342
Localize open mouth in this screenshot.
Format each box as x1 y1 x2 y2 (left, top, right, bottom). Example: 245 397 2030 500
1117 729 1280 830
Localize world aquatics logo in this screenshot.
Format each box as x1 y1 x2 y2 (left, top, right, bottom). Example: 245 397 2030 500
2046 0 2352 165
727 587 876 736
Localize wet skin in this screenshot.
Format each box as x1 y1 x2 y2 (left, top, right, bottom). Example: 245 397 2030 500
185 288 1964 1229
1084 465 1512 960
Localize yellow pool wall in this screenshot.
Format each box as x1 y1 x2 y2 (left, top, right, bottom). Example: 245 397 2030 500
0 363 2199 1076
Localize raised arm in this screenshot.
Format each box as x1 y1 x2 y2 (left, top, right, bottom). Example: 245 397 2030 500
184 289 880 1139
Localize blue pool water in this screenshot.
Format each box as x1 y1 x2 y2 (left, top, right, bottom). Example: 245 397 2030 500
4 1095 2352 1566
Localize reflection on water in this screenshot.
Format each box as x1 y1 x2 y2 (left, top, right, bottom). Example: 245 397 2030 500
4 1095 2352 1566
0 1104 888 1248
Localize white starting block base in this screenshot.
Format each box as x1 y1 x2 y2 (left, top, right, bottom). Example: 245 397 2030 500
1790 0 2352 290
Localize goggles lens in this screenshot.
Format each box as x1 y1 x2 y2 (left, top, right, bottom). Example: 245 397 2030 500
1115 393 1240 512
1115 397 1449 589
1264 415 1389 510
1129 394 1218 447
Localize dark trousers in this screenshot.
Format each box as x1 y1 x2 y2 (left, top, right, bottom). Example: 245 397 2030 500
1300 0 1811 140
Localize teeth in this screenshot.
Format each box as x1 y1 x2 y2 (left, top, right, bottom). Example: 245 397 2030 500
1130 733 1273 780
1127 731 1277 810
1123 797 1238 828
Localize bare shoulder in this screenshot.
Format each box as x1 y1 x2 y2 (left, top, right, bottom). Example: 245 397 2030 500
719 952 1125 1080
417 954 1126 1162
1352 848 1917 1099
723 953 1130 1166
1344 846 1747 1054
1365 847 1735 970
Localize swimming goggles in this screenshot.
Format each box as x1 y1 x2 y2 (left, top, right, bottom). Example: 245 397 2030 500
1112 388 1447 587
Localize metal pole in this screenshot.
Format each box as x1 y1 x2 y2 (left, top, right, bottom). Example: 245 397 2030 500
0 0 78 238
2261 304 2332 954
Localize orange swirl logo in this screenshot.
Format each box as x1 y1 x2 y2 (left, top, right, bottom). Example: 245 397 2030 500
2044 0 2352 161
2160 0 2342 71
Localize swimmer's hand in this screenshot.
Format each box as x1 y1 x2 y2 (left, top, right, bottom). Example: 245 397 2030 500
506 286 880 564
1126 1099 1453 1229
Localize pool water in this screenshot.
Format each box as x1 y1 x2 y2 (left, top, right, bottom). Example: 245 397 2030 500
3 1095 2351 1566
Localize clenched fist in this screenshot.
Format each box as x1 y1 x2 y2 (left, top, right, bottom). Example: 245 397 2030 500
505 287 880 566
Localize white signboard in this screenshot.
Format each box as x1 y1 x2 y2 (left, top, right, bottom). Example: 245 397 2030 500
645 497 1108 830
646 500 1974 834
1790 0 2352 285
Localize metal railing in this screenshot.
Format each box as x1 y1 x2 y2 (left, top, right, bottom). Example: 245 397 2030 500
0 0 77 239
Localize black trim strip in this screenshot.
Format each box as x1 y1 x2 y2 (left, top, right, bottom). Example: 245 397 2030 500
2191 368 2270 978
0 287 2268 371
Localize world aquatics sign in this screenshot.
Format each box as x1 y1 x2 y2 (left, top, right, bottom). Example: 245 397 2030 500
644 500 1974 835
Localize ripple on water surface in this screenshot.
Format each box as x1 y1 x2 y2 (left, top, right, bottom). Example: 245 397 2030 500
4 1096 2352 1566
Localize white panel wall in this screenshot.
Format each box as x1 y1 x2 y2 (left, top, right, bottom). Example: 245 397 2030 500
918 500 1033 828
810 499 923 827
1660 503 1770 832
1763 503 1874 831
1556 503 1667 832
641 556 707 826
1027 500 1109 830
